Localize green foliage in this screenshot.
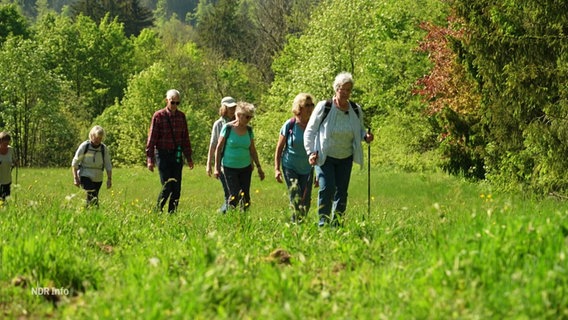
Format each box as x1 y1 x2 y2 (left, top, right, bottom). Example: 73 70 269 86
0 4 30 43
33 13 135 121
444 0 568 194
0 36 75 166
260 0 447 166
70 0 154 37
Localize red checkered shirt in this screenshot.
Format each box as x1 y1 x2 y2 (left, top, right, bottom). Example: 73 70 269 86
146 107 193 164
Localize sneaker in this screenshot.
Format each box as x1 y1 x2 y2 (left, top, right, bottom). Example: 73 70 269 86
318 217 326 227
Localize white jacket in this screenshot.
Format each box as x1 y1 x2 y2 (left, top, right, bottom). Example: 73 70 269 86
304 99 366 167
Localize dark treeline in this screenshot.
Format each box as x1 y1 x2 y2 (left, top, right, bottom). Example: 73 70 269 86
1 0 567 196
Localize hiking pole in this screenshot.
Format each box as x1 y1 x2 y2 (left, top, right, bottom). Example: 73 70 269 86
367 127 371 222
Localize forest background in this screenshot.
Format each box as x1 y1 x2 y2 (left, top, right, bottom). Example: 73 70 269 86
1 0 567 196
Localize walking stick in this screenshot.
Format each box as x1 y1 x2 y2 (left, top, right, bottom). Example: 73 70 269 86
367 127 371 221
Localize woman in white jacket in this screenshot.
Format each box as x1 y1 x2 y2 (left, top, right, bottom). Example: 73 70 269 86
304 72 374 227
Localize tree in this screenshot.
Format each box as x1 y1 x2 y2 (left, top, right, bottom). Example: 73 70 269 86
71 0 154 37
446 0 568 193
0 4 30 43
0 36 75 166
34 13 135 122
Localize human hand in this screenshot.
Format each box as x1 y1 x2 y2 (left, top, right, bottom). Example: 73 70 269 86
258 168 265 181
188 160 194 170
275 169 283 183
73 176 80 187
308 152 318 165
214 167 220 179
147 163 154 172
107 179 112 189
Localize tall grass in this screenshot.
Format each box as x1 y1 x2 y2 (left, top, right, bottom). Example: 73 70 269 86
1 167 567 319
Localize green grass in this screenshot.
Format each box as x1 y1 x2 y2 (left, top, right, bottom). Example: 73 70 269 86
1 166 568 319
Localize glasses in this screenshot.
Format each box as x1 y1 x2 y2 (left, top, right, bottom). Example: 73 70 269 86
241 114 254 120
170 101 180 105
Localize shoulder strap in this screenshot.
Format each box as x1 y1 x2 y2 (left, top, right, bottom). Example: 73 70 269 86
83 141 105 170
284 117 296 148
349 101 360 118
247 126 253 139
322 99 360 122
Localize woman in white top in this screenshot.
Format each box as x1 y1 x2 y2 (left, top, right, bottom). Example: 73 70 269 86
206 97 237 213
304 72 374 227
71 125 113 207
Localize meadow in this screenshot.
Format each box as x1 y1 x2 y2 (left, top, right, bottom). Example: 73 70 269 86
1 166 567 319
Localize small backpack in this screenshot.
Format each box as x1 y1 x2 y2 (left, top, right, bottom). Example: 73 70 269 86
322 99 360 123
284 117 297 148
82 141 105 171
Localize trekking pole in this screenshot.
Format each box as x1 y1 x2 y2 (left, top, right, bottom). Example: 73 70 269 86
367 127 371 222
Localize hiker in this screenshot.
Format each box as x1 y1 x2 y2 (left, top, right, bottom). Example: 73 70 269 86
206 96 237 214
274 93 316 223
146 89 194 214
304 72 374 227
214 101 265 212
0 131 16 204
71 125 113 207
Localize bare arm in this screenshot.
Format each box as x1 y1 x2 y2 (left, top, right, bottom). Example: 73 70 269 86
214 136 226 179
274 134 285 183
250 139 264 181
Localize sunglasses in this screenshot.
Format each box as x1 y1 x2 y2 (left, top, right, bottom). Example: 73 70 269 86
170 101 180 105
242 114 254 120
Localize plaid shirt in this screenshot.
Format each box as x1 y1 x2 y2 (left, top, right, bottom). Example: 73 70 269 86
146 107 193 164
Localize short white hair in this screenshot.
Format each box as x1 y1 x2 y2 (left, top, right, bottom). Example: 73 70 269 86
333 72 354 91
166 89 180 100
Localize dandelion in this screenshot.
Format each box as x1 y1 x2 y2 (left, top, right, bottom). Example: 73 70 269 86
480 194 485 199
255 189 259 194
371 196 375 201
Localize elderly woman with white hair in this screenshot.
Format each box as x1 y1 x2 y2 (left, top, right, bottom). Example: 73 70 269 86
72 125 113 207
304 72 374 227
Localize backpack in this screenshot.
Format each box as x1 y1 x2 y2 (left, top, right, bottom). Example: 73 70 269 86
221 124 252 158
322 99 360 123
82 141 106 171
284 117 297 148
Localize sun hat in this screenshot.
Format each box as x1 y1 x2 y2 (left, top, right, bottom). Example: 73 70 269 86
221 96 237 108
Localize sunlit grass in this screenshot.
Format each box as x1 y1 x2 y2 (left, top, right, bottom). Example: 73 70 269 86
1 166 567 318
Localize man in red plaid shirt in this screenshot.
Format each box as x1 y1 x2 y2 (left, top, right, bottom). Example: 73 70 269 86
146 89 194 213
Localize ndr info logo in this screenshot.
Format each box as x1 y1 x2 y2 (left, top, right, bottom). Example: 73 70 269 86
31 287 70 296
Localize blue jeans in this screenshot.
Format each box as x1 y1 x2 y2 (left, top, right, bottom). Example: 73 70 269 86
156 149 183 213
222 165 253 211
315 155 353 225
282 167 313 220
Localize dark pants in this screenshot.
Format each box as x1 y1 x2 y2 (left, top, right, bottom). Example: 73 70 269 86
156 149 183 213
0 183 11 201
223 165 253 211
218 171 230 213
315 155 353 226
282 167 313 222
80 177 102 207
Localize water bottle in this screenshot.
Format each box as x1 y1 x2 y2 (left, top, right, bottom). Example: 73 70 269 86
175 146 182 164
